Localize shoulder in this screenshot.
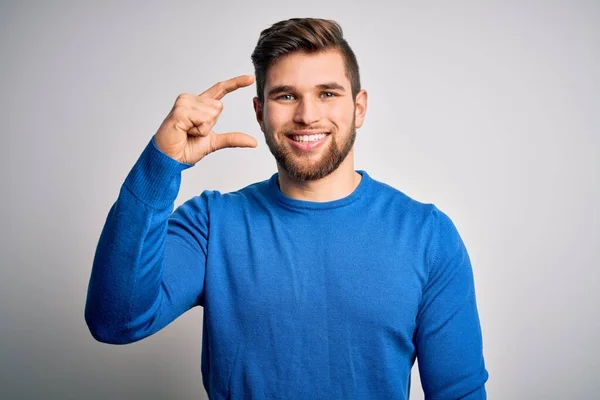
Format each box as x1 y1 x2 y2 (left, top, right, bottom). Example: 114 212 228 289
365 172 439 221
365 172 463 247
174 175 273 218
367 174 470 284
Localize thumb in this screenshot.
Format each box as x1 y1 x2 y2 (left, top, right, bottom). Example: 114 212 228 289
213 132 258 151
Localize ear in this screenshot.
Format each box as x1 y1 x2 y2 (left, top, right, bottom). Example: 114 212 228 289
253 97 265 133
354 89 368 129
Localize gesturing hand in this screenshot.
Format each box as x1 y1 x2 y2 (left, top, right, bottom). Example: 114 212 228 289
153 75 257 165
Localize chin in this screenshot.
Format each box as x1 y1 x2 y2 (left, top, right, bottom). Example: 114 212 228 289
266 125 356 182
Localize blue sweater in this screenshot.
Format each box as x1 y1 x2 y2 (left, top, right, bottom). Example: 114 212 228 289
85 138 488 399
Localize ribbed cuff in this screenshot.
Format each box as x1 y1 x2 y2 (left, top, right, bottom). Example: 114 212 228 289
123 137 194 209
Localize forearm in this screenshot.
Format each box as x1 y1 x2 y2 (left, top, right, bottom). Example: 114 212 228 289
84 138 192 344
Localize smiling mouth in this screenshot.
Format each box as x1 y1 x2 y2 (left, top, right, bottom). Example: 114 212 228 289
286 130 330 142
283 131 330 152
289 133 329 143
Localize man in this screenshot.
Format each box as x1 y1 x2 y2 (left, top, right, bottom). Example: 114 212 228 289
85 17 488 399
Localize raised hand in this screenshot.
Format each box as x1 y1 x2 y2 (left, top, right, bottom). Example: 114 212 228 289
153 75 257 165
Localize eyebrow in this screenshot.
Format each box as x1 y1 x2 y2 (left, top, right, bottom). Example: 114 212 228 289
267 82 346 97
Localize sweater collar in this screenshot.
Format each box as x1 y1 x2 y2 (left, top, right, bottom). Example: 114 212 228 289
268 170 372 210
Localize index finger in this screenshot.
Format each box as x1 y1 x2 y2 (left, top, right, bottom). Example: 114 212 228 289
200 75 255 100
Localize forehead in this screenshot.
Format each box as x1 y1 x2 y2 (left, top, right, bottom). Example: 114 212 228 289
265 49 350 90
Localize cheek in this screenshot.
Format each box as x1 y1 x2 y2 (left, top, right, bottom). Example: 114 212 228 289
264 105 291 130
329 103 355 125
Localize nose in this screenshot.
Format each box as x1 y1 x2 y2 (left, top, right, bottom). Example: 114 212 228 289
293 98 321 125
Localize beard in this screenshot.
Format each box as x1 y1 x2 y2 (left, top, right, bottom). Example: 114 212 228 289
264 116 357 182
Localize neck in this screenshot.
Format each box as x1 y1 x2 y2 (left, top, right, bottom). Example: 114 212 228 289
276 151 362 202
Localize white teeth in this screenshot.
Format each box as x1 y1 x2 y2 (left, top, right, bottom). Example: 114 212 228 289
292 134 327 142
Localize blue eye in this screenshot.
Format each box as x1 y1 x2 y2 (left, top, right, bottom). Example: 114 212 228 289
277 94 295 101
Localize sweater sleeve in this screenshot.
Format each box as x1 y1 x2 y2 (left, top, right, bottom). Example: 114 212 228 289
84 137 211 344
414 206 489 399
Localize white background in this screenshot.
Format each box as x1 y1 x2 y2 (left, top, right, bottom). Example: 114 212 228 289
1 1 598 398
